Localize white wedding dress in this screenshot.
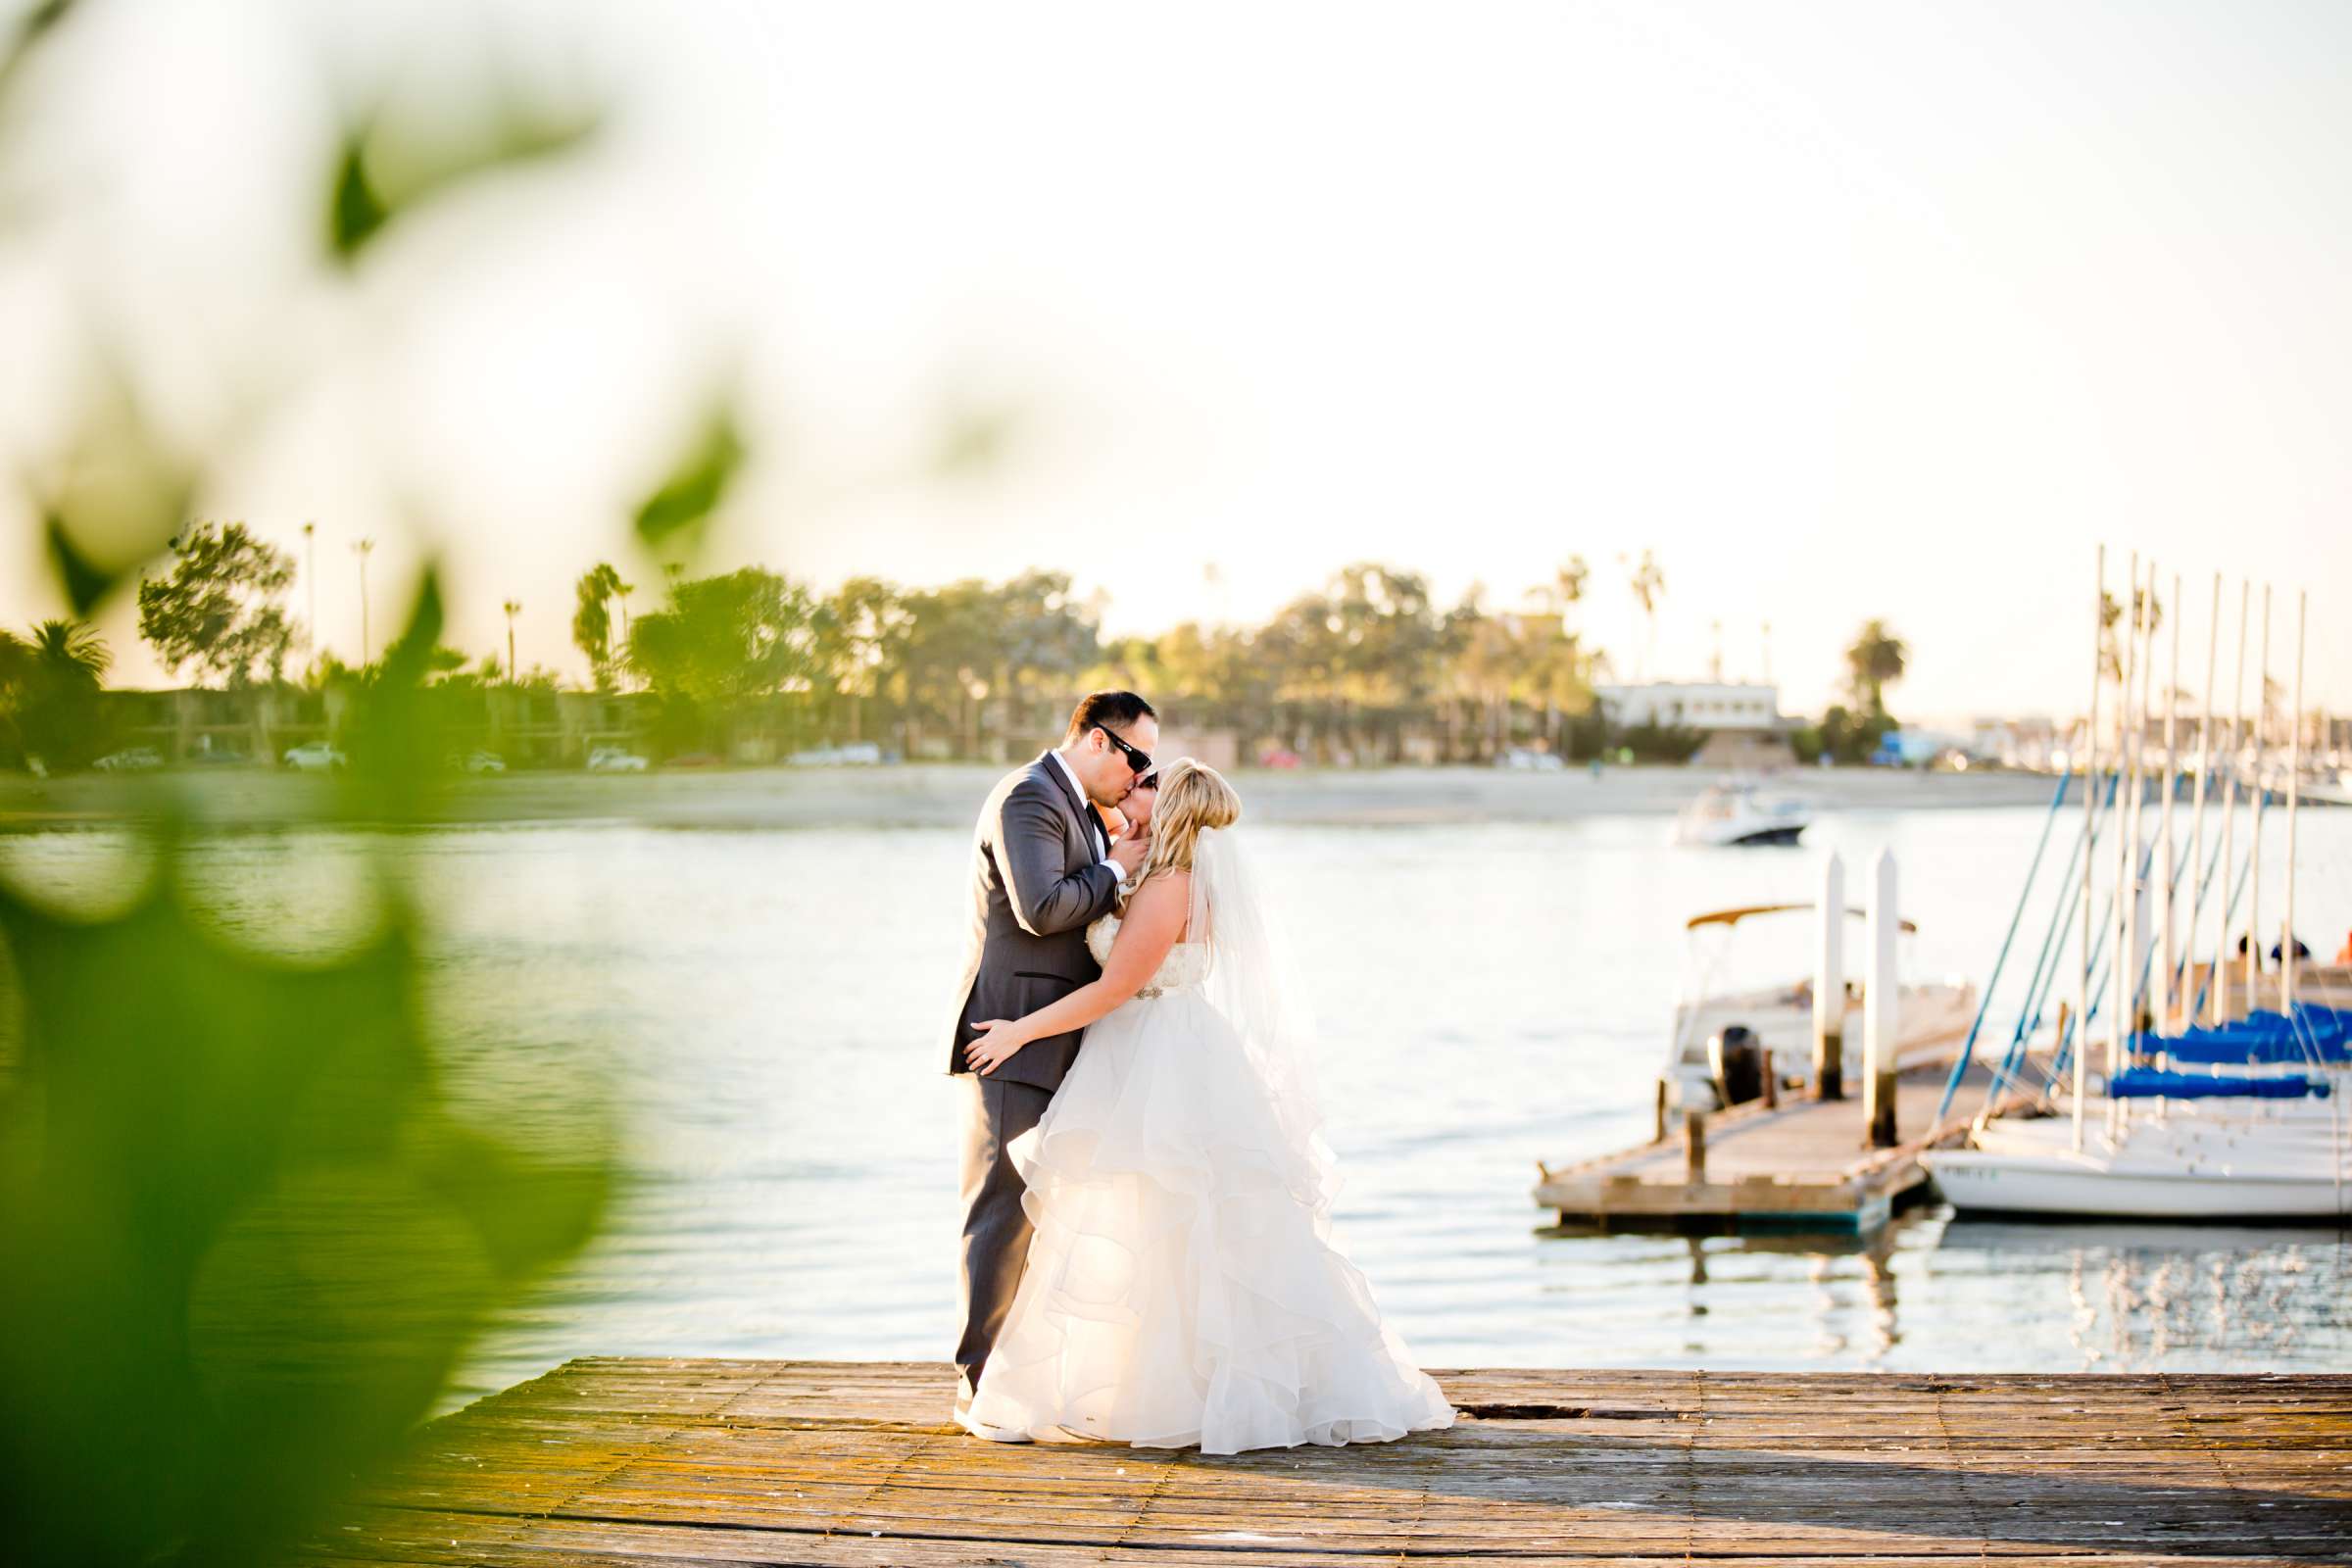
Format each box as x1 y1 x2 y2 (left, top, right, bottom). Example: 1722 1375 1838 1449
967 834 1454 1454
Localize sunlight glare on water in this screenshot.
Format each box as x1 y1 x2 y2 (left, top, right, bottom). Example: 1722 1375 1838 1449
6 802 2346 1405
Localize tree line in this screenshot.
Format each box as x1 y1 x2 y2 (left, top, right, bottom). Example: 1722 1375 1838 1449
5 521 1919 768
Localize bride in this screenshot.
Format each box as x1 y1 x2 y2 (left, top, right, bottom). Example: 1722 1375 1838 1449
960 759 1454 1453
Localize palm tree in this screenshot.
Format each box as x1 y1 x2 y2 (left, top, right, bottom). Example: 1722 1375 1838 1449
1553 556 1590 627
30 618 110 683
2096 584 2164 683
503 599 522 682
1620 550 1665 681
1844 619 1908 716
10 620 111 768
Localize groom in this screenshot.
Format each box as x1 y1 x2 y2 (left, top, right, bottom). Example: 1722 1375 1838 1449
947 689 1156 1436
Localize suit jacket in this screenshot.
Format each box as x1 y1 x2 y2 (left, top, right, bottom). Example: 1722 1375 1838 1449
946 753 1125 1092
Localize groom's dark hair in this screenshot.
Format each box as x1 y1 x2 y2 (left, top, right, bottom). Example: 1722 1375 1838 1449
1065 690 1155 743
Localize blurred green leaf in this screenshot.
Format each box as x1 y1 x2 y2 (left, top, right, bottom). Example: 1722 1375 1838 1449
34 386 199 616
929 398 1019 480
0 0 76 108
0 844 614 1564
341 566 455 821
633 404 745 555
326 129 391 260
41 508 114 615
326 95 601 266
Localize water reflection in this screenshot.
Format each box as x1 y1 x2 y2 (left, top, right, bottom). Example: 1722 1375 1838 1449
3 810 2345 1397
1941 1215 2349 1371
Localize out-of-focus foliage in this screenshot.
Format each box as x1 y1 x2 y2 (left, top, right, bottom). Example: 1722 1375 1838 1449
0 616 113 768
1843 617 1909 717
579 557 1615 764
1793 702 1898 765
0 0 76 110
625 565 815 752
571 563 631 692
135 522 299 689
928 396 1021 480
0 823 612 1565
1 5 630 1563
36 386 200 618
328 91 600 265
632 404 746 556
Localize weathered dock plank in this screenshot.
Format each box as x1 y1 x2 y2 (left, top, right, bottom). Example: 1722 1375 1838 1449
292 1359 2352 1566
1535 1059 2034 1231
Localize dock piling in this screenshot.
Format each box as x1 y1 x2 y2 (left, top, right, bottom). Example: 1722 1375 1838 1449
1814 852 1845 1101
1864 848 1899 1150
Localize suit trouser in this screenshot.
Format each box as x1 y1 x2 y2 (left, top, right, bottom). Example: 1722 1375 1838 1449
955 1071 1052 1402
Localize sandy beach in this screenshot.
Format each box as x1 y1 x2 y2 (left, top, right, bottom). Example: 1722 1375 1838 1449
0 762 2060 832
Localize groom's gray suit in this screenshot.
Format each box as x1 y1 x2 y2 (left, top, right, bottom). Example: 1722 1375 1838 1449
948 751 1125 1399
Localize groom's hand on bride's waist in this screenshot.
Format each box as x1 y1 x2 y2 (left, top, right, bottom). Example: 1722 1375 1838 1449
965 1019 1029 1076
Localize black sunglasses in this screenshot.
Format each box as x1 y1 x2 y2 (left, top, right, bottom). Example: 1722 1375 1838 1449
1094 725 1152 775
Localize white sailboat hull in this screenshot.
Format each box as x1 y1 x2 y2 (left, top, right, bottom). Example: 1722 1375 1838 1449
1924 1146 2351 1218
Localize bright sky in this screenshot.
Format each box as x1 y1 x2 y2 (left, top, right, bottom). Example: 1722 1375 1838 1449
2 0 2346 723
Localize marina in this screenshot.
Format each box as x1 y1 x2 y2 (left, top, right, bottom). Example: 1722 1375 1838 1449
1536 1058 2027 1232
296 1356 2352 1566
1923 562 2351 1224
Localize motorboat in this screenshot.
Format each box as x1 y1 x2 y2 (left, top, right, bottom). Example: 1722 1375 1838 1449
1673 781 1811 847
1665 902 1978 1111
2301 766 2352 808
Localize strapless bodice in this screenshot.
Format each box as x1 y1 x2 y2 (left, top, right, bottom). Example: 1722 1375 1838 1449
1087 913 1209 997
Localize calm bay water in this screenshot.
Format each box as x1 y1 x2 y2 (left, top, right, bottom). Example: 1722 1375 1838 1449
7 799 2347 1403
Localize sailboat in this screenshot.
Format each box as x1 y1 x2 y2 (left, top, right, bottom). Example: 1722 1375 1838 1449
1919 559 2351 1220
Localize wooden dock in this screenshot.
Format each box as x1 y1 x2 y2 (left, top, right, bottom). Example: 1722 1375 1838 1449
1536 1059 2032 1232
296 1357 2352 1566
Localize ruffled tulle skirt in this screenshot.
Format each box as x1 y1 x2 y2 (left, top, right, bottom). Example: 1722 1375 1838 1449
967 989 1455 1454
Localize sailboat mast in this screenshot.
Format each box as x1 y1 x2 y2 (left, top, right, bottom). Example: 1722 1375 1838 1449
2075 546 2103 1153
2120 558 2156 1137
2282 590 2305 1011
2213 582 2248 1026
2158 569 2180 1030
2180 573 2218 1023
2109 551 2140 1142
2245 586 2271 1014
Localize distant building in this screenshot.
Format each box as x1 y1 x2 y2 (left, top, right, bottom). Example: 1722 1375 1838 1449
1595 681 1781 731
1593 681 1793 767
1966 715 2062 771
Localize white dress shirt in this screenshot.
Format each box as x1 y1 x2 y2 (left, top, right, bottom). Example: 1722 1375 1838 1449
1049 749 1120 871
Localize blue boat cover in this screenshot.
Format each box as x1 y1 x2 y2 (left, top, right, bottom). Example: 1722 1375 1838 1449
2130 1003 2352 1066
2108 1067 2331 1100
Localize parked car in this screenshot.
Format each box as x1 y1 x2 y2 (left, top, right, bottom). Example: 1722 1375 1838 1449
789 742 885 766
585 747 648 772
1496 747 1565 772
94 747 164 771
1258 748 1301 769
462 750 507 774
282 741 348 772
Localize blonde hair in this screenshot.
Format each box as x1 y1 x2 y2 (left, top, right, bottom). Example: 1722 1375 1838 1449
1134 758 1240 890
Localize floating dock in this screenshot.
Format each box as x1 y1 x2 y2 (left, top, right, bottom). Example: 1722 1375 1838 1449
1536 1059 2034 1232
298 1357 2352 1565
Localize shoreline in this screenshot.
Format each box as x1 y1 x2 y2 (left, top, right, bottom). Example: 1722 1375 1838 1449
0 762 2063 832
